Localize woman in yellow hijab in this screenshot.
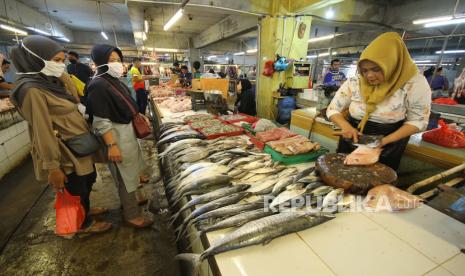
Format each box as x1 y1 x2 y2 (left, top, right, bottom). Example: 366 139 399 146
327 32 432 170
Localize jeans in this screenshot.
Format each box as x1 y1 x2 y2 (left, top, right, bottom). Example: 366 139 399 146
136 88 148 115
64 169 97 229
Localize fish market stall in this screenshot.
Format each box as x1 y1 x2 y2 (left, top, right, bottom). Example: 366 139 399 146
0 99 30 180
152 108 465 276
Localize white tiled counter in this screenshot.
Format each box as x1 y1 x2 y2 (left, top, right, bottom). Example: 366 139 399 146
200 206 465 276
0 119 30 180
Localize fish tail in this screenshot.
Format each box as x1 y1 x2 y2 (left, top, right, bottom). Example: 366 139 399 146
175 253 204 276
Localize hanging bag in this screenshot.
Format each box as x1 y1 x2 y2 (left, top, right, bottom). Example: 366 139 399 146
55 189 85 235
98 77 151 139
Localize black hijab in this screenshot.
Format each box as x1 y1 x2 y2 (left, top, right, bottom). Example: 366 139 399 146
237 78 256 116
86 44 138 124
10 35 77 107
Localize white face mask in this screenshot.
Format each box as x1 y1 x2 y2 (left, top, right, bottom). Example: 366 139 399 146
94 62 123 79
17 43 65 78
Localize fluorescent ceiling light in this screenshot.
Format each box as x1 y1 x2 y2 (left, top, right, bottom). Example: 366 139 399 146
233 52 245 56
413 16 453 25
155 48 179 52
325 8 335 19
142 32 147 41
308 51 337 58
308 34 337 43
425 17 465 28
0 24 27 35
414 60 433 63
246 48 258 53
225 57 229 60
164 53 169 56
307 55 317 58
435 49 465 54
57 36 70 42
306 0 344 11
207 55 217 59
26 27 51 36
163 9 183 31
144 20 149 33
101 31 108 40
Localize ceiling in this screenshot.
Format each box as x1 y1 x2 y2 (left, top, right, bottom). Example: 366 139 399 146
17 0 133 33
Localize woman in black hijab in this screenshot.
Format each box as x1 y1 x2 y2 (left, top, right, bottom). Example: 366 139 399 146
235 78 257 116
86 44 153 228
10 35 111 237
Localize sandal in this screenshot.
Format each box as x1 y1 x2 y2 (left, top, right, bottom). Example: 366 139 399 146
78 221 112 234
88 207 109 216
140 175 150 184
125 217 154 228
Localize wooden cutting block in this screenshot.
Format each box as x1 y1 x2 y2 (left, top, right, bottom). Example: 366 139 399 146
316 153 397 195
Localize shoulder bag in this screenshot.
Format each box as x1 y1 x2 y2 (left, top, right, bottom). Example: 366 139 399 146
57 131 101 157
99 77 151 139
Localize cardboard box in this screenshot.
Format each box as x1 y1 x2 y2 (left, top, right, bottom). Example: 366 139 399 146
290 109 314 137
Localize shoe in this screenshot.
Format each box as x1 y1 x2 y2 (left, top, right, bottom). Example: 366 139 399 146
124 217 154 228
88 207 109 216
78 221 112 234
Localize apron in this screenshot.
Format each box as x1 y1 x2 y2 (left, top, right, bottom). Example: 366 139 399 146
337 116 410 171
109 121 146 193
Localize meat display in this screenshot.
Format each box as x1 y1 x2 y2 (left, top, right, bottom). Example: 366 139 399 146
149 86 175 103
344 146 382 166
266 135 321 156
159 97 192 113
255 127 297 143
365 184 423 211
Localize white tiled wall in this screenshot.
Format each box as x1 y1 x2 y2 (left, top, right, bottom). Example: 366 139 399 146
0 122 31 180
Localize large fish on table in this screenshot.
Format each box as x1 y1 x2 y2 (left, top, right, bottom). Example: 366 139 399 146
175 192 251 240
156 131 204 146
176 211 335 276
171 174 232 203
169 184 251 223
158 139 204 160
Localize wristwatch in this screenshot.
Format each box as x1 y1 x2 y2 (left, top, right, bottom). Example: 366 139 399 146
106 143 117 148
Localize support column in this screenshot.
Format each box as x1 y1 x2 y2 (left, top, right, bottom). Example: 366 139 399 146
257 15 312 119
188 47 203 73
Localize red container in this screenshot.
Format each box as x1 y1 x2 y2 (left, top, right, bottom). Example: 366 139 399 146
187 119 224 131
199 125 244 140
219 113 258 124
246 132 265 150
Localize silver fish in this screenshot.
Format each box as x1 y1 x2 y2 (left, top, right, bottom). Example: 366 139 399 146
175 192 251 240
198 209 275 235
157 131 203 146
270 186 307 209
278 168 298 179
242 161 266 171
169 184 251 224
321 188 344 209
176 211 335 275
246 174 270 183
159 139 203 159
271 176 295 196
293 166 315 182
247 177 279 195
250 167 279 174
172 174 232 202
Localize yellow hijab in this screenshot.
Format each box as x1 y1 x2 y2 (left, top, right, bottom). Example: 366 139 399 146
357 32 418 132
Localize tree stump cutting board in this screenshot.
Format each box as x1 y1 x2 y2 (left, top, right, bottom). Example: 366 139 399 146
316 153 397 195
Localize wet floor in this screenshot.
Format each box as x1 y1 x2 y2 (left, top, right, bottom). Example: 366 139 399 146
0 140 181 276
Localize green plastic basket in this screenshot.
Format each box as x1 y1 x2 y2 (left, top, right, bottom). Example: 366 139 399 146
241 123 256 135
263 145 328 165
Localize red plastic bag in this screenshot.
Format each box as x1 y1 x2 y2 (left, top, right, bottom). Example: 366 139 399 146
432 97 458 105
422 120 465 148
55 189 85 235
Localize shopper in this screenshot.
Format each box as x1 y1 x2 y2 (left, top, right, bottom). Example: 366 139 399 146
427 67 449 99
86 44 153 228
67 51 93 84
10 35 111 236
235 78 257 116
327 32 431 170
130 57 151 114
172 61 181 75
179 65 193 88
193 61 202 79
208 69 215 74
452 68 465 104
323 58 346 87
0 59 14 97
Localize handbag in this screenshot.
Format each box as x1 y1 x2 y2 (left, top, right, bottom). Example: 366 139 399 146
98 77 151 139
60 132 101 157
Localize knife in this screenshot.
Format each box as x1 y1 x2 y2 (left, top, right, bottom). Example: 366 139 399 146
331 133 383 148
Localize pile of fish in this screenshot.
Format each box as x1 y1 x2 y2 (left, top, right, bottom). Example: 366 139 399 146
156 122 344 274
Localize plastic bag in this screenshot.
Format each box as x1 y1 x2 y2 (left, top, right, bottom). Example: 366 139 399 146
366 184 423 211
422 119 465 148
432 97 458 105
253 119 277 132
55 189 85 235
263 61 275 77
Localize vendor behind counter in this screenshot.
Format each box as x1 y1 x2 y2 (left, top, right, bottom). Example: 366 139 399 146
327 32 432 171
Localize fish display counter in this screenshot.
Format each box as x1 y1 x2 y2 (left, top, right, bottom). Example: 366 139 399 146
153 108 465 276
